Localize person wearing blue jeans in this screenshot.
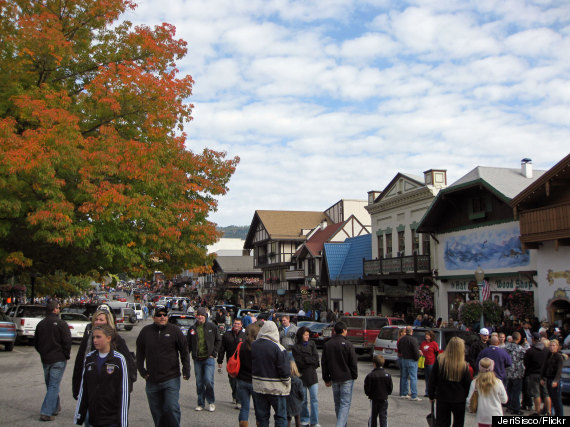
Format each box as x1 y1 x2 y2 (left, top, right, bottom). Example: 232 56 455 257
34 300 72 422
301 383 319 426
236 378 254 423
400 359 419 399
136 307 191 427
321 321 358 427
146 377 182 426
252 392 288 427
194 357 216 409
41 361 67 419
397 326 421 401
187 307 221 412
332 379 354 427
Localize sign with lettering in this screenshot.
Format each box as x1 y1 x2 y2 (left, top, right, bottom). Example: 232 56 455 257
449 277 533 291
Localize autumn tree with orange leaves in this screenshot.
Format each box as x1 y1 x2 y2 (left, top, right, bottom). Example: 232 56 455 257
0 0 238 294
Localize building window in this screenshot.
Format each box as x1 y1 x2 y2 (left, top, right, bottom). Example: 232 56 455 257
468 195 491 220
386 233 392 257
308 258 315 275
422 234 430 255
377 234 384 258
398 230 405 255
412 229 419 254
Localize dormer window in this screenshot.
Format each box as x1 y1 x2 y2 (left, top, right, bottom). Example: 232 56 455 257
468 195 492 220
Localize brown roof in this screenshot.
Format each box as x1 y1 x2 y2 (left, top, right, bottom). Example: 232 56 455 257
256 210 329 240
297 222 345 257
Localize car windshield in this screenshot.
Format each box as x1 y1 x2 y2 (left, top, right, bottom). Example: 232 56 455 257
378 328 400 340
366 318 388 329
308 323 328 332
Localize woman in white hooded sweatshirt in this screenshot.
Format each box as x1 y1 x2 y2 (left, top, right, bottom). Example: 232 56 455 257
467 358 508 427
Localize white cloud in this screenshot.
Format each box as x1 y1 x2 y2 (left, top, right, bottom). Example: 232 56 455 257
125 0 570 226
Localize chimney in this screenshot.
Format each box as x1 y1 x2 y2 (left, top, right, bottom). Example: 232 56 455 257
320 219 327 230
521 158 532 178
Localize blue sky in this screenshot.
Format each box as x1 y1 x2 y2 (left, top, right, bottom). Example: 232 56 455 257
129 0 570 226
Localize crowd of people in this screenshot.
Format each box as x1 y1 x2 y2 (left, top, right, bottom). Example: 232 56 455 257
26 292 569 427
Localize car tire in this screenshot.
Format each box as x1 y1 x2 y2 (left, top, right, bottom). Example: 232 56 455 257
125 326 133 331
4 342 14 351
129 315 137 324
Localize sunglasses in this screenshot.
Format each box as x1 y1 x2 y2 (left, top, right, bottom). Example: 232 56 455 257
155 313 168 318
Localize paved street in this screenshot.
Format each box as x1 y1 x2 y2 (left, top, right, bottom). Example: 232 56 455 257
1 316 568 426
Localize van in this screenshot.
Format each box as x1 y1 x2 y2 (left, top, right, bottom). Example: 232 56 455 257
373 326 475 366
340 316 406 355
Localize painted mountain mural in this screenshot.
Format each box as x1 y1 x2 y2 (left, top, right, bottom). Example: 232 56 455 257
444 226 530 270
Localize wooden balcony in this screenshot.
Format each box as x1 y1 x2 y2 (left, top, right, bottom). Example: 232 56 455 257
363 254 431 277
519 202 570 244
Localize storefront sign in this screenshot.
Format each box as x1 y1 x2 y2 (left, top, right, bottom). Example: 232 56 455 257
449 277 533 291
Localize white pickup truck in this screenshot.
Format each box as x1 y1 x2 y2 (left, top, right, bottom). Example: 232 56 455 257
6 304 46 341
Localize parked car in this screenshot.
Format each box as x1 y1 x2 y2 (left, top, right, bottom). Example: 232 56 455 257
297 321 331 348
61 303 99 319
98 303 137 331
235 308 260 320
168 312 196 336
373 326 474 367
6 304 46 342
60 313 90 340
0 310 16 351
340 316 407 356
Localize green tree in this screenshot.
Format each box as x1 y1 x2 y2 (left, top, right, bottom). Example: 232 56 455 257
0 0 238 293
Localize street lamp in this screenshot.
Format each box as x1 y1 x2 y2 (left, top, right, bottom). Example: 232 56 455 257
309 277 317 320
474 266 485 330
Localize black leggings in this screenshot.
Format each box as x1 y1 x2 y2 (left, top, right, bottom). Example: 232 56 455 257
435 400 466 427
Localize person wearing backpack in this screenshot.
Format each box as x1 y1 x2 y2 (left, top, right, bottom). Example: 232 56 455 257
218 318 245 409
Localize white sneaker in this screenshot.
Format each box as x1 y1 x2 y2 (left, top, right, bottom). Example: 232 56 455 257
195 406 204 411
410 397 422 401
208 403 215 412
400 395 411 399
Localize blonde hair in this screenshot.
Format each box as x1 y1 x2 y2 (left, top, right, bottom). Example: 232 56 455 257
475 358 498 395
290 360 300 377
92 309 116 330
437 336 467 382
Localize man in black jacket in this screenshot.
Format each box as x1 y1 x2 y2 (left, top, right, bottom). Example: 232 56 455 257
321 321 358 427
524 332 549 415
217 318 245 408
34 299 72 422
397 326 421 401
364 355 393 427
188 307 221 412
136 307 190 427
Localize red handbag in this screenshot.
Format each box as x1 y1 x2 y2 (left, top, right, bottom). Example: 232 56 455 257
226 342 242 378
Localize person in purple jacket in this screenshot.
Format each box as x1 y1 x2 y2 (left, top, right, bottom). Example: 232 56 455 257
476 335 512 382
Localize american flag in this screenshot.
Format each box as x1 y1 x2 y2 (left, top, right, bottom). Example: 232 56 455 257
481 280 491 301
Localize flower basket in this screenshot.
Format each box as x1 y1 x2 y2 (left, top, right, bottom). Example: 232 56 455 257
413 284 433 311
506 289 534 320
459 300 482 327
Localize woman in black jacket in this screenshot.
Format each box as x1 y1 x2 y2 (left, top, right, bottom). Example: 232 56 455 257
72 310 136 402
292 326 320 427
428 337 472 427
541 339 564 416
236 322 261 427
74 324 129 426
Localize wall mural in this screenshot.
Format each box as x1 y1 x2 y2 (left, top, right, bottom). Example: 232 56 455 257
444 225 530 270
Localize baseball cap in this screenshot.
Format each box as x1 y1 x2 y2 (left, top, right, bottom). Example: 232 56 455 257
155 307 168 316
531 332 541 341
479 328 490 336
196 307 208 317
